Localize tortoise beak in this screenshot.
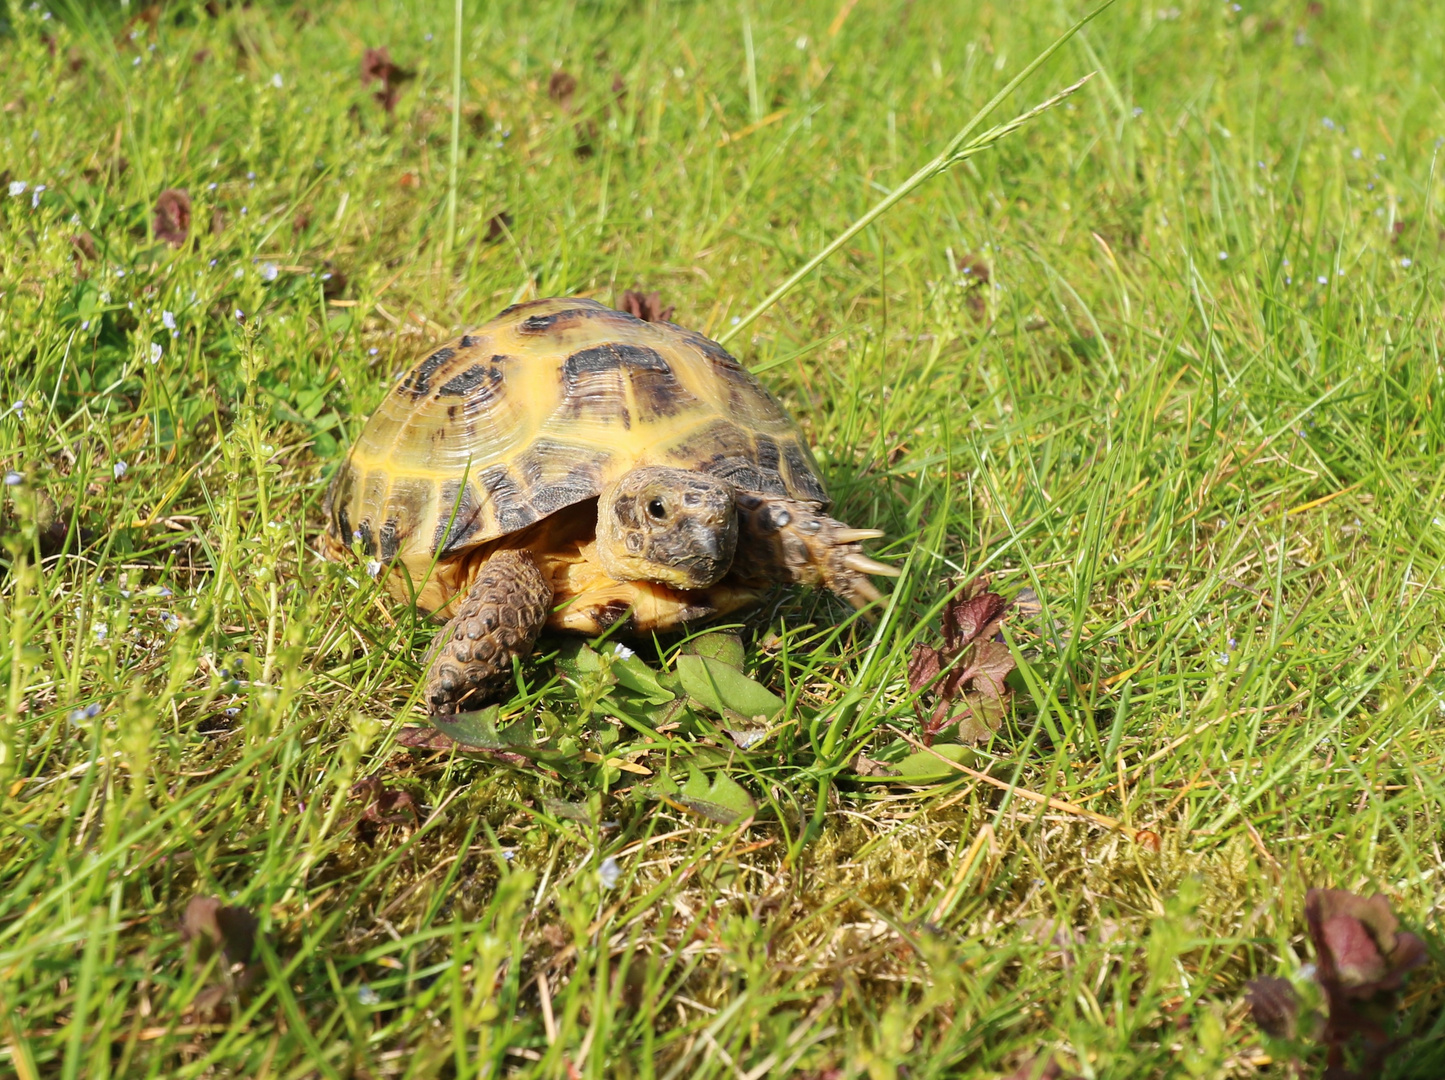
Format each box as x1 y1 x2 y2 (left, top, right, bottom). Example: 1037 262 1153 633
678 519 735 586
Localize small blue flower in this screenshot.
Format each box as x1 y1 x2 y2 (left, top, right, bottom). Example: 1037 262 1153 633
3 471 22 486
160 613 180 632
1317 275 1328 285
357 985 380 1006
1402 257 1413 268
261 262 279 282
162 310 176 330
598 856 621 889
113 460 127 479
149 342 162 364
1322 117 1335 130
8 180 26 197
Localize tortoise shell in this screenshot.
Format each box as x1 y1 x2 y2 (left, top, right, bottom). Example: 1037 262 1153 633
323 297 830 580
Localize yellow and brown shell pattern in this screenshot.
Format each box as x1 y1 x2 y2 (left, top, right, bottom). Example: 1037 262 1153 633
323 296 830 591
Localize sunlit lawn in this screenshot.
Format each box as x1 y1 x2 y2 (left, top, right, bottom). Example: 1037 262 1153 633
3 0 1445 1076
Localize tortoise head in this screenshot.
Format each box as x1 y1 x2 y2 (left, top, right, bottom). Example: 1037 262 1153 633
597 467 738 588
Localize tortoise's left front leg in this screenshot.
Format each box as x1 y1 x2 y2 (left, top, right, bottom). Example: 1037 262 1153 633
734 495 899 608
423 549 552 715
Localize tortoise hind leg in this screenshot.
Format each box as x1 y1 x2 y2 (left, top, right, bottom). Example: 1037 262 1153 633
424 549 552 715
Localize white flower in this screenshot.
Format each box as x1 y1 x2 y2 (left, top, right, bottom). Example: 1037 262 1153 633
365 559 381 578
149 342 162 364
113 460 127 479
1402 257 1413 268
30 185 45 208
8 181 26 197
162 310 176 330
160 613 180 632
357 985 380 1006
598 856 621 889
3 471 22 486
612 643 636 660
260 262 279 282
270 73 283 88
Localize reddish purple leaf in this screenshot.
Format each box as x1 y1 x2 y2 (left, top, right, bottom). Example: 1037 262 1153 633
912 580 1019 744
1306 889 1427 998
182 895 258 966
943 589 1007 653
548 70 578 108
1246 976 1300 1039
618 289 675 323
153 188 191 248
907 644 942 694
360 46 414 114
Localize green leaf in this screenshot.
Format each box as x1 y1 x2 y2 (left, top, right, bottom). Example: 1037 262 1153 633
671 764 757 824
610 650 676 705
540 797 593 823
676 654 783 721
553 640 604 681
430 707 574 763
850 743 977 784
681 631 746 671
892 743 976 781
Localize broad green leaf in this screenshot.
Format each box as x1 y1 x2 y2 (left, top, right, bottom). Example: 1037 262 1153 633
681 631 746 671
540 797 593 823
850 743 977 784
891 743 976 781
676 654 784 721
430 708 574 763
610 650 676 705
672 764 757 824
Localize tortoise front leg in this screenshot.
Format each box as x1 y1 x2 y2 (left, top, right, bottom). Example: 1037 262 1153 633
423 549 552 715
734 495 899 608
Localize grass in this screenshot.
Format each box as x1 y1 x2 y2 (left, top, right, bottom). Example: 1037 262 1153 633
3 0 1445 1075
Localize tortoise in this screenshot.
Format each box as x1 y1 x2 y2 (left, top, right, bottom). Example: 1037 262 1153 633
321 297 897 716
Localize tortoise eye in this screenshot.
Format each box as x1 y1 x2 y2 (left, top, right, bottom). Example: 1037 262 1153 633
646 497 667 521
